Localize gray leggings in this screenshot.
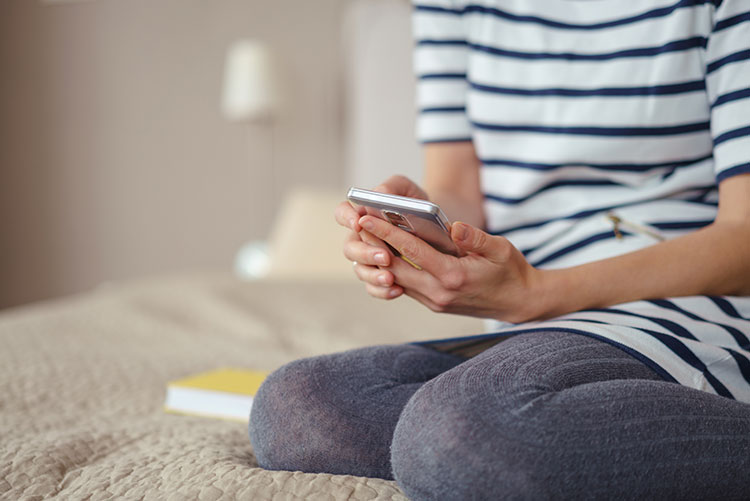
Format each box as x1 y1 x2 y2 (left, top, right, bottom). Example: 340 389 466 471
249 331 750 500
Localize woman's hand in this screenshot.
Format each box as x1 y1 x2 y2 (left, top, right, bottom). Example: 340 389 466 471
334 176 429 300
357 214 546 324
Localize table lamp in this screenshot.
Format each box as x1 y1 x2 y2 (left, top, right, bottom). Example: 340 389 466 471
221 40 279 279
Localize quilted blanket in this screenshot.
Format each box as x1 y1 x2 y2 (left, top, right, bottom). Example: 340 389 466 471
0 273 481 500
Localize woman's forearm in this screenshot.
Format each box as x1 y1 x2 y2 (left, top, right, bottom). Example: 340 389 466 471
535 219 750 320
530 174 750 320
422 142 486 230
429 190 486 230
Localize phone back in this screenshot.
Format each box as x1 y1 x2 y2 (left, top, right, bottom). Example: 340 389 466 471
347 189 462 256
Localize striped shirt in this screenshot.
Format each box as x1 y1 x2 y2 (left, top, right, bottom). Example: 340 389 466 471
413 0 750 401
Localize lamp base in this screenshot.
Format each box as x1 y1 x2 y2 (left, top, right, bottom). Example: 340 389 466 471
234 240 270 280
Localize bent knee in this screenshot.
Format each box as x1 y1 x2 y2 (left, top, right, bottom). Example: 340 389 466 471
248 357 324 472
248 346 416 478
390 380 552 500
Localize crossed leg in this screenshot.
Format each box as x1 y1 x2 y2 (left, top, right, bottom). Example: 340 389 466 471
250 331 750 499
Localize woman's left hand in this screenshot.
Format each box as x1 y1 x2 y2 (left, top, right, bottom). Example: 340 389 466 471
358 215 546 324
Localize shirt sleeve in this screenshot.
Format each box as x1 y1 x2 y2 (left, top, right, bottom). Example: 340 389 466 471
412 0 472 144
706 0 750 183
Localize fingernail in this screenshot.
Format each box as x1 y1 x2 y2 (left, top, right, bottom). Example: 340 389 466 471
374 252 387 265
454 222 469 242
349 218 357 229
388 288 401 298
378 274 389 286
360 218 374 231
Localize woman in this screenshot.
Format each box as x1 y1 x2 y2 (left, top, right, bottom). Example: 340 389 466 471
250 1 750 499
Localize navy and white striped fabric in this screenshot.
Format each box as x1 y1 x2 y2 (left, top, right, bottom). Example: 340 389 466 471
413 0 750 401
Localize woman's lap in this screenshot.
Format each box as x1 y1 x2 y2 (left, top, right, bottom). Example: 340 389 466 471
249 331 750 500
392 332 750 500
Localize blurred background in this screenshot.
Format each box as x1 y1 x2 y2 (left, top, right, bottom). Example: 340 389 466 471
0 0 423 309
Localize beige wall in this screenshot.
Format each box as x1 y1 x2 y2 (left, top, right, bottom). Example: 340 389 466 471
0 0 348 308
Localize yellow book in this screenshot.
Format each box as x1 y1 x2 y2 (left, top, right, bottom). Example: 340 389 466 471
164 368 268 422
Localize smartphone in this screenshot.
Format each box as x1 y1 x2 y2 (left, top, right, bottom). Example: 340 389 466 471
347 187 463 257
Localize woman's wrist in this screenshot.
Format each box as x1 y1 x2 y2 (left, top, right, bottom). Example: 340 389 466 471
496 267 567 324
523 267 590 322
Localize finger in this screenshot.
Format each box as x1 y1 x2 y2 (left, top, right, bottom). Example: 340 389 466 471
359 230 390 250
335 201 366 231
386 253 447 298
358 215 453 276
353 262 395 287
344 239 391 267
365 283 404 300
403 287 444 313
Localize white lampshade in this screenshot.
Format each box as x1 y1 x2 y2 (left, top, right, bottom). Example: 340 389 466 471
221 40 277 122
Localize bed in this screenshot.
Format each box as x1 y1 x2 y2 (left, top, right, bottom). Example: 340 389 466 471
0 272 482 500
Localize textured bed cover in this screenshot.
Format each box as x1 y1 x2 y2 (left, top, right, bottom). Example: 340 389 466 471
0 273 481 500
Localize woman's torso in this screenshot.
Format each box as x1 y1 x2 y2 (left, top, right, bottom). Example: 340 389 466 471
438 0 722 267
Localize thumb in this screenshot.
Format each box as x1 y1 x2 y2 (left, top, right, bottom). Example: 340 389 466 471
451 222 492 254
452 222 512 264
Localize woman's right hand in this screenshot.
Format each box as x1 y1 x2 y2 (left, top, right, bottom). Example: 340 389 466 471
334 175 429 300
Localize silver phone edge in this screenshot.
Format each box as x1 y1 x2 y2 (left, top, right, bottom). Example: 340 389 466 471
347 187 451 231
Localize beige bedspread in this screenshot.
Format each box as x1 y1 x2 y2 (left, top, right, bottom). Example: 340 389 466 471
0 273 482 500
